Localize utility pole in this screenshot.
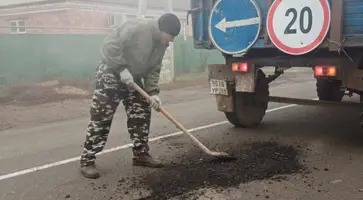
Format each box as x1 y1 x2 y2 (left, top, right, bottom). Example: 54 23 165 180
137 0 147 19
165 0 173 13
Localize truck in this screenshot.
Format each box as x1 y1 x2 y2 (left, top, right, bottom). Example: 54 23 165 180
187 0 363 128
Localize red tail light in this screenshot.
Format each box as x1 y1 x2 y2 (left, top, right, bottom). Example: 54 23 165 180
314 66 337 77
232 62 248 72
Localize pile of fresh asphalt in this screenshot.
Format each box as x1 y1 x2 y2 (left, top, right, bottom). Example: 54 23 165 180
122 141 306 200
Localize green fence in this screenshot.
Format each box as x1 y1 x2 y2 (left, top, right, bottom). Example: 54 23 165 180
173 36 224 75
0 34 224 85
0 34 104 85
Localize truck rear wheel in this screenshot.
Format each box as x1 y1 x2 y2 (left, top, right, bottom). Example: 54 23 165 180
225 69 269 128
316 79 344 102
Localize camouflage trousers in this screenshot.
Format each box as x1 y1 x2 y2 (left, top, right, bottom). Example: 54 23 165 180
80 62 152 167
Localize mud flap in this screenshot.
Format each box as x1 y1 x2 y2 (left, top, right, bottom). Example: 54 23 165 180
235 64 256 93
208 64 235 112
215 92 234 112
208 64 257 112
213 68 257 112
209 78 234 112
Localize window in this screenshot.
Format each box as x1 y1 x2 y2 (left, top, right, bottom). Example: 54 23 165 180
9 20 26 34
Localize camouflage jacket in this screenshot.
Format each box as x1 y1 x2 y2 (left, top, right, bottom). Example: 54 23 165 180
100 19 168 96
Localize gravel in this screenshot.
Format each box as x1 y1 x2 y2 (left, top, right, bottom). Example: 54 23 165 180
119 141 306 200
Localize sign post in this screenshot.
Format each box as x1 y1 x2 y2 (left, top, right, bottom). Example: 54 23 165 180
267 0 331 55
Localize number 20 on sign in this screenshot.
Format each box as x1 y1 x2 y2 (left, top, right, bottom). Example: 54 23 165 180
267 0 331 55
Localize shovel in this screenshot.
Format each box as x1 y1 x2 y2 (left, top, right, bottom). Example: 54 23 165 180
131 82 236 161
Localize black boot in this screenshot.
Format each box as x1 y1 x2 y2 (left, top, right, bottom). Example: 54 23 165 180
133 153 164 168
81 165 100 179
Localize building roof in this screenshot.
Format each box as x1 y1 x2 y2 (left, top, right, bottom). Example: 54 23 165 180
120 0 190 10
0 0 190 10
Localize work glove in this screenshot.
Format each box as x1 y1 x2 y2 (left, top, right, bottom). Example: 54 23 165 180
150 95 162 112
119 68 134 88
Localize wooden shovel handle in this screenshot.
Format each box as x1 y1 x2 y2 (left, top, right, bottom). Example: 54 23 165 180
131 82 212 154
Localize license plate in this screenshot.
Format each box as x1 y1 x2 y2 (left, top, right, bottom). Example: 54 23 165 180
210 79 228 96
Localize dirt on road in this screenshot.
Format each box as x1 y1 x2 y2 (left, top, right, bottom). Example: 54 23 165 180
132 141 305 200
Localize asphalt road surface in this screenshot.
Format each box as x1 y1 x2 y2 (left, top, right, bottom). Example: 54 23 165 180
1 70 363 200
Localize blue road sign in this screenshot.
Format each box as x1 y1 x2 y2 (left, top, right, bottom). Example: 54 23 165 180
209 0 262 55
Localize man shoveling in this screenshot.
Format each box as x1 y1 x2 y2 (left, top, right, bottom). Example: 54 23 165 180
79 13 181 179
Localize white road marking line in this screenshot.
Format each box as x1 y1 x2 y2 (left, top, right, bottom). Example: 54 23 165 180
0 103 298 181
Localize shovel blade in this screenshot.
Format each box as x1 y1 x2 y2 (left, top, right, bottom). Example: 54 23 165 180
210 151 237 161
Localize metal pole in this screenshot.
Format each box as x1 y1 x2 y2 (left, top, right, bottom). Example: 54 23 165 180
165 0 173 13
137 0 147 19
269 96 360 108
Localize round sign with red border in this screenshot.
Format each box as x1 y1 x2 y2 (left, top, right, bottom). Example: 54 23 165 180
266 0 331 55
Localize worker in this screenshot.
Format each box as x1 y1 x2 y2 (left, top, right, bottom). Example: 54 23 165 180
79 13 181 179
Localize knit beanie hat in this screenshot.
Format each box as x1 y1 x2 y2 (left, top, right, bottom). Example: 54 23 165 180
158 13 181 37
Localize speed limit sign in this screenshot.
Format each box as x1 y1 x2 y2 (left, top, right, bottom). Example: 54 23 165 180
267 0 331 55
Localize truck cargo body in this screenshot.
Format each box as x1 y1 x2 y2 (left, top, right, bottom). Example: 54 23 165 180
190 0 363 51
188 0 363 128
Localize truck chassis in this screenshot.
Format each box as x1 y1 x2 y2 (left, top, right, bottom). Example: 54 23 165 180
209 49 363 128
189 0 363 128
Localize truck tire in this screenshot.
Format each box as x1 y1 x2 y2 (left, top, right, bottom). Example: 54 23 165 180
225 69 269 128
316 79 344 102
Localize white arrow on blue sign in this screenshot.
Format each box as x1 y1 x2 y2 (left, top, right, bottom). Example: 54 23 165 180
209 0 262 55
